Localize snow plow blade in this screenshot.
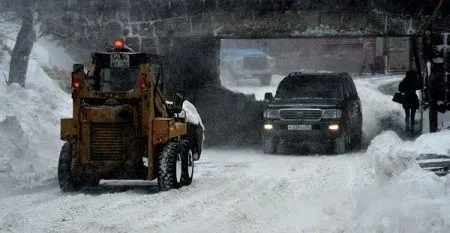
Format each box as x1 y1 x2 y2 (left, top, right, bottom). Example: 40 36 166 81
416 154 450 176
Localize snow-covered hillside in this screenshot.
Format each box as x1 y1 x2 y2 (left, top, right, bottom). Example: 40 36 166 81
0 37 73 194
0 19 89 194
2 34 450 232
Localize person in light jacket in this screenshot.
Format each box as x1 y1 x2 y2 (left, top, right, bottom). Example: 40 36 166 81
398 69 421 135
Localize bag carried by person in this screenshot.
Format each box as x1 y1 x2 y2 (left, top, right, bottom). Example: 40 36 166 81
392 92 405 104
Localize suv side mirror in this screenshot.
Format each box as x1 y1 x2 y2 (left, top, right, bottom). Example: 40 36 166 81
173 90 185 114
264 92 273 101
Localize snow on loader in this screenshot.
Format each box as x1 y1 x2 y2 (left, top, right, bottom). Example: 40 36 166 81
58 38 203 192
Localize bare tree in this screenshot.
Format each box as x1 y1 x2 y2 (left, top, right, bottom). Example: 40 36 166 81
7 0 35 87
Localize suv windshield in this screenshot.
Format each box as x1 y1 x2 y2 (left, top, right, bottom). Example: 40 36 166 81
99 67 140 92
275 75 343 99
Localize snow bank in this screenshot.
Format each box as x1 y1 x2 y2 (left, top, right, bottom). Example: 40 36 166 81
354 78 405 144
347 130 450 233
414 130 450 156
366 131 420 183
0 36 72 193
0 82 71 192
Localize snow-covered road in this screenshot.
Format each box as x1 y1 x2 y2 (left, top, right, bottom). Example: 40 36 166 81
1 149 368 233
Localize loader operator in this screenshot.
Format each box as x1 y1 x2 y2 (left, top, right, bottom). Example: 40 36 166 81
106 67 139 91
87 66 139 92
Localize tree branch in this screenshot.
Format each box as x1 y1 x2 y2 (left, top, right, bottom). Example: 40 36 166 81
40 31 65 38
36 31 47 39
3 72 7 85
2 44 12 56
0 16 19 24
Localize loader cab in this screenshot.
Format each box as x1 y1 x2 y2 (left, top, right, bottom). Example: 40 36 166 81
89 65 139 92
84 38 164 93
87 52 164 92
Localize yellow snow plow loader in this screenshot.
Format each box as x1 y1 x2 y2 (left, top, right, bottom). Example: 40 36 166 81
59 38 203 192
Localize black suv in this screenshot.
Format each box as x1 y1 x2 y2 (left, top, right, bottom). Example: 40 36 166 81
262 72 362 154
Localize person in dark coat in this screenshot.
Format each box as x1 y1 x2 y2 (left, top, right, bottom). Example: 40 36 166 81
398 69 421 135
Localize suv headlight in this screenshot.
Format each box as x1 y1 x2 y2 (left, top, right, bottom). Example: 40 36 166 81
264 109 280 119
322 109 342 119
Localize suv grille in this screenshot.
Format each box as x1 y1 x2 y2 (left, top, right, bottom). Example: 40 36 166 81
243 56 267 69
279 109 322 121
90 123 127 161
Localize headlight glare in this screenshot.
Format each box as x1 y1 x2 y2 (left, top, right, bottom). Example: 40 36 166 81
328 124 339 130
264 124 273 130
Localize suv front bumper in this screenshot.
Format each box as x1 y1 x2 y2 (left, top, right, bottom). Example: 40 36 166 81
262 119 344 144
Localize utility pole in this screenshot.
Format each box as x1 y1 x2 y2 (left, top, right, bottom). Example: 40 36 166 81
383 14 389 74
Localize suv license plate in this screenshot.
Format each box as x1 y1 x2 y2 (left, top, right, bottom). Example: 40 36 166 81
288 125 312 130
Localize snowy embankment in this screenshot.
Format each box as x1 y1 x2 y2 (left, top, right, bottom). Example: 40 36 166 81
347 130 450 233
0 83 70 189
345 77 450 233
0 38 72 194
353 76 405 143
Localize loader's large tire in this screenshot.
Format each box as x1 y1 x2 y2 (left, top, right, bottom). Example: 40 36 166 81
180 140 194 186
157 141 183 191
58 142 82 192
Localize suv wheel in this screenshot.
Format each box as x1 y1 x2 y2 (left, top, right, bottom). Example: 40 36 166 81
350 129 362 150
263 136 278 154
332 130 350 154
